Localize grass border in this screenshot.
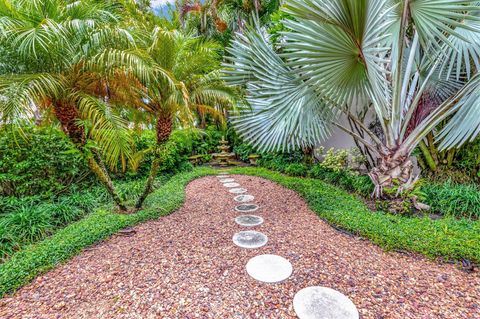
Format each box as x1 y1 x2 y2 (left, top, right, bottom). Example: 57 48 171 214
231 167 480 264
0 167 214 298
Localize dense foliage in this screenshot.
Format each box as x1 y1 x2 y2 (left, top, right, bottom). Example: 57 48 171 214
0 126 92 198
0 125 219 261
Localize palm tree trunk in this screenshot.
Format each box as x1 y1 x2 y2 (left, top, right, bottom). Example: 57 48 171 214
135 113 173 209
53 101 128 212
86 153 127 212
368 151 416 198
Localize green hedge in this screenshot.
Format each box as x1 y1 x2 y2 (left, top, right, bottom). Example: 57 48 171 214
0 126 92 198
231 167 480 264
0 167 214 298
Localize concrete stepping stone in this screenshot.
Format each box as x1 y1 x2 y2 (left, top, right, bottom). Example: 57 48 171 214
229 188 247 194
219 178 235 183
232 231 267 249
234 194 255 203
293 287 359 319
235 204 259 212
218 172 229 175
224 182 240 188
235 215 264 227
246 254 293 283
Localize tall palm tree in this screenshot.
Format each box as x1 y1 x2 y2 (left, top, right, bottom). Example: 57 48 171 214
134 28 236 208
0 0 152 211
224 0 480 197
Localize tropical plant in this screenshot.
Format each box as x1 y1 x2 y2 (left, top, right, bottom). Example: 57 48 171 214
224 0 480 197
176 0 280 42
0 0 153 211
0 126 91 198
133 28 236 208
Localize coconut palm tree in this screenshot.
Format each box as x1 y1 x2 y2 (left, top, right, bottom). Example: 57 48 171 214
0 0 154 211
224 0 480 197
134 28 236 208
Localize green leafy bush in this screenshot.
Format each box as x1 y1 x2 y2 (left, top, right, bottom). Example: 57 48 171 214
284 163 308 176
308 164 373 197
257 150 305 172
0 188 105 261
0 126 92 197
233 143 256 161
422 181 480 219
130 127 220 177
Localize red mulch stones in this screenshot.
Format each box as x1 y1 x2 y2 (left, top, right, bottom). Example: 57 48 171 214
1 175 479 318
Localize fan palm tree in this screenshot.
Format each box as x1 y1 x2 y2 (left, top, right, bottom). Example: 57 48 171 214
134 28 236 208
0 0 154 211
224 0 480 197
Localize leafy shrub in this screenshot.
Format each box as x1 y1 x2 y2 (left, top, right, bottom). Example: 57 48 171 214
0 126 92 197
422 181 480 219
0 206 55 247
0 188 105 261
233 143 256 161
128 129 200 177
284 163 308 176
308 164 373 197
316 146 366 171
192 125 224 155
257 150 305 172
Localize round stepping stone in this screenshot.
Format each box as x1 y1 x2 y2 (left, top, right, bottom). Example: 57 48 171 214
229 188 247 194
235 204 259 212
219 178 235 183
246 254 293 283
235 215 264 227
232 231 267 249
293 287 359 319
234 194 255 203
224 182 240 188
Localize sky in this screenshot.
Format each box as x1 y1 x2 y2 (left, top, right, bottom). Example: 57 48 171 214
150 0 176 16
150 0 175 7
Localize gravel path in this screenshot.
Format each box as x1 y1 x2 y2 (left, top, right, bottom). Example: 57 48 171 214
1 175 479 318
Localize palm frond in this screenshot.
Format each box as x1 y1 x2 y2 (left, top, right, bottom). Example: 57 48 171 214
0 73 64 123
437 75 480 149
74 93 133 171
224 26 334 152
281 0 393 118
409 0 480 50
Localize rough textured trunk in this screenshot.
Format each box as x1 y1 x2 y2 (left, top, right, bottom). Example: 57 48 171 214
368 151 416 198
135 113 173 209
53 101 127 212
86 154 127 212
53 101 85 145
